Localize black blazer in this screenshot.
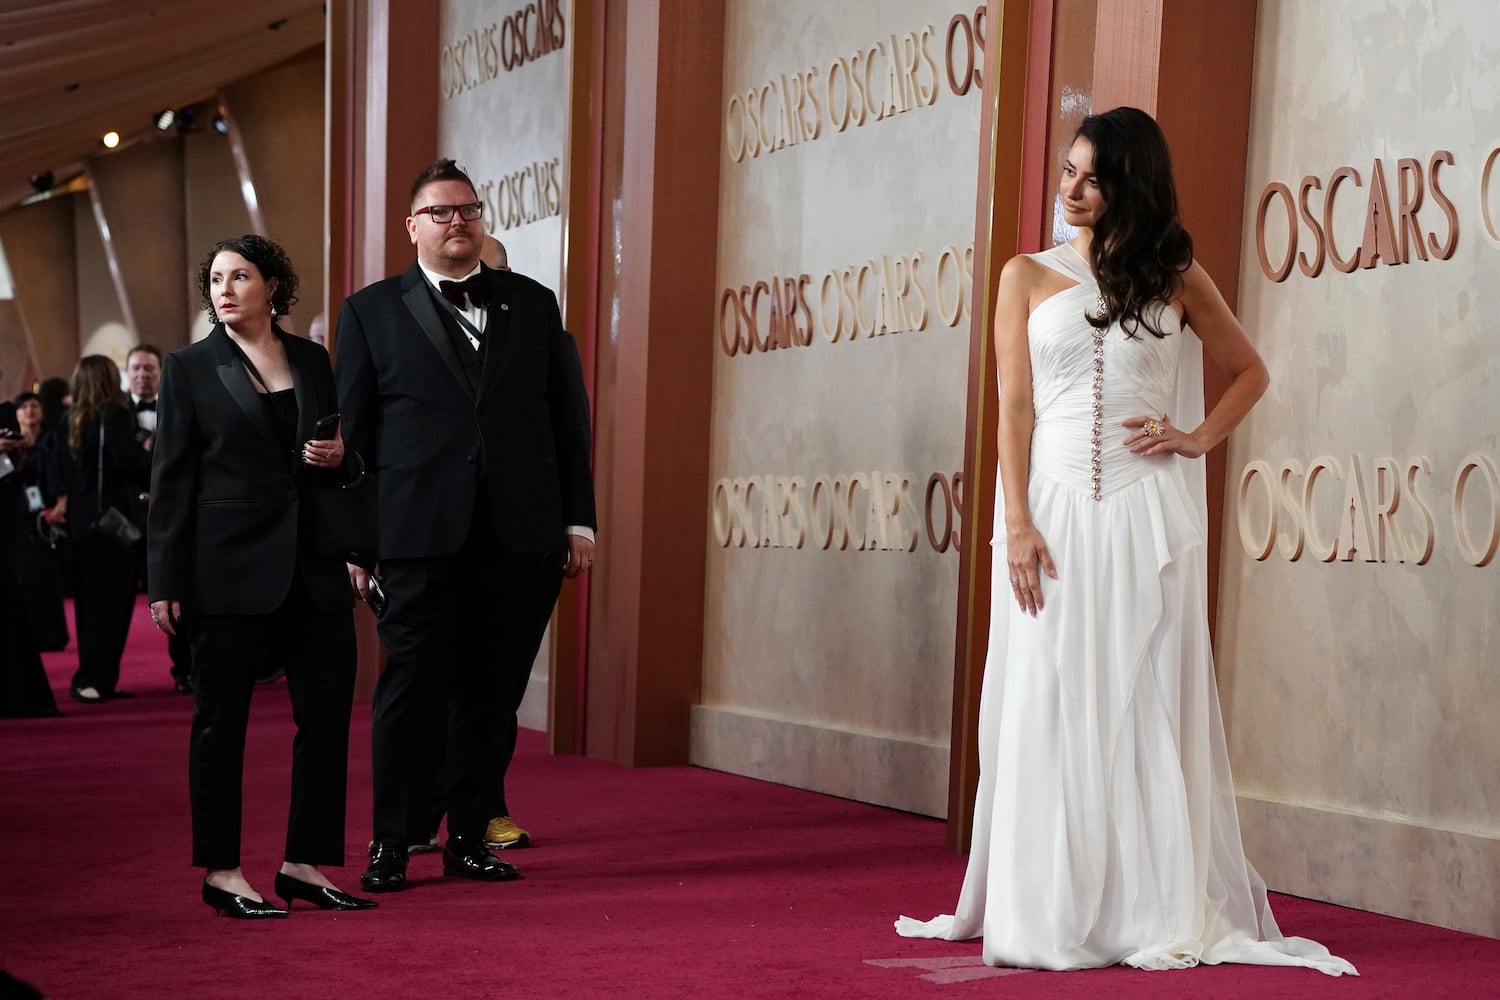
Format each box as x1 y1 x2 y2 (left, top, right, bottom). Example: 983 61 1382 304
334 262 595 561
147 327 354 616
68 403 152 535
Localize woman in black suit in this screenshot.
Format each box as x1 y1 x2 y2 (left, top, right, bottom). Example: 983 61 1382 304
148 235 375 919
68 355 153 703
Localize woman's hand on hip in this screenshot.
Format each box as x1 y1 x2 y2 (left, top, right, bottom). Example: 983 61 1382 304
1005 521 1056 617
1122 414 1206 459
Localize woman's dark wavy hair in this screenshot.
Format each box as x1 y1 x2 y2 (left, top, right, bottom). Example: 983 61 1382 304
197 234 300 323
1075 107 1193 339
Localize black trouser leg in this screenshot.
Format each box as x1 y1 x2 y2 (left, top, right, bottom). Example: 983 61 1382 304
371 559 452 846
189 615 258 870
446 517 562 840
282 597 357 865
487 553 563 818
70 538 137 694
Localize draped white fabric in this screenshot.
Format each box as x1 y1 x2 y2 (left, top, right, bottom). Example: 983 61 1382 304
895 244 1355 976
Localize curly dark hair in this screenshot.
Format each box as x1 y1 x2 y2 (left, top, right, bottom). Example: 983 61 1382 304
196 234 300 322
409 158 477 208
1075 107 1194 340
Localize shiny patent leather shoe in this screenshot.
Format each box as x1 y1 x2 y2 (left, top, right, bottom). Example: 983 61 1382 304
360 841 409 893
442 836 520 882
274 871 378 911
202 881 288 919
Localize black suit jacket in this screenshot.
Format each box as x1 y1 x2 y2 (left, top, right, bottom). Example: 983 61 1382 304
333 262 595 561
147 326 354 616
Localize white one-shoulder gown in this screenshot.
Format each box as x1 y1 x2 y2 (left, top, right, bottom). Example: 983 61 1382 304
895 244 1355 976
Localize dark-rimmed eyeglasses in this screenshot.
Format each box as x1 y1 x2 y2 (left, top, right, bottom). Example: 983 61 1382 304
414 202 483 223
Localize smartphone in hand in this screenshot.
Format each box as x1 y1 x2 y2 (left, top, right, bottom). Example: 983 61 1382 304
311 412 340 440
366 575 388 618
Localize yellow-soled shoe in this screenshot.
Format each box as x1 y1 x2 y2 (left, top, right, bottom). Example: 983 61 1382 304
483 816 531 850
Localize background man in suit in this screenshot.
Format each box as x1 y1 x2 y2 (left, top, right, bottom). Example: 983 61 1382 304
336 159 596 892
127 343 193 692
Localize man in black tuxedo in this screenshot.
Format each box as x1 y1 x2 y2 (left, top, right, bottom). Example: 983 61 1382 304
127 344 193 692
335 159 596 891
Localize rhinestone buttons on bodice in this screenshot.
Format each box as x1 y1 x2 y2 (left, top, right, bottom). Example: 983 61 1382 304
1090 291 1107 501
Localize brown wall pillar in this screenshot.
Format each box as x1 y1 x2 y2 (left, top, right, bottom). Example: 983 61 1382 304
86 137 189 349
576 0 724 766
328 0 438 697
220 47 326 335
0 196 81 383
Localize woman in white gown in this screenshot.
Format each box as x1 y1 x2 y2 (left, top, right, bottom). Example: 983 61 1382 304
896 108 1355 976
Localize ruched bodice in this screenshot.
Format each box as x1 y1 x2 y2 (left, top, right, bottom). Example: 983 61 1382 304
1026 245 1184 498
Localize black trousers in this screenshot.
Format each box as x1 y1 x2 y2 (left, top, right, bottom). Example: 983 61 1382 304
371 508 564 846
189 574 356 870
70 537 138 694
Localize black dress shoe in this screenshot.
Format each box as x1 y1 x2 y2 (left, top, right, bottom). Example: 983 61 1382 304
274 872 378 911
360 842 409 893
442 836 520 882
202 881 288 919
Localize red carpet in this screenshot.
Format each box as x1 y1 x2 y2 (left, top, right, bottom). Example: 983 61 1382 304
3 598 1499 998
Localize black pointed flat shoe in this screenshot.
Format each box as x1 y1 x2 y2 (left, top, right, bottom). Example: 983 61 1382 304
202 881 288 919
274 872 378 911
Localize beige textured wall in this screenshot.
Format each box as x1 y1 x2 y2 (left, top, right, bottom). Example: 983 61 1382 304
694 0 989 816
438 0 571 730
1221 0 1500 936
184 130 255 343
437 0 568 295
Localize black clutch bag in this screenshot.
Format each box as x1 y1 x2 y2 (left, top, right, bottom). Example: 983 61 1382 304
91 503 142 553
315 452 377 568
90 420 143 553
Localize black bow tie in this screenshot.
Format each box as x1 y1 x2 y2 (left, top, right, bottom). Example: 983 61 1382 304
438 274 488 310
134 399 156 412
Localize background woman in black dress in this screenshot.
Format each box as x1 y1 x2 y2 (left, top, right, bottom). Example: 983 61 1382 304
67 355 152 703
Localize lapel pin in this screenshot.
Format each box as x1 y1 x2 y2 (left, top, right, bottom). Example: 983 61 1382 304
500 303 509 311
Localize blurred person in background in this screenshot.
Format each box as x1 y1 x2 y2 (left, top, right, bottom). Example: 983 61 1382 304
66 355 152 703
0 399 61 718
126 343 193 691
11 391 69 650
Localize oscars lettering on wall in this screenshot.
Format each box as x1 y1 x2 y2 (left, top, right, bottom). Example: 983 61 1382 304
440 0 567 98
476 157 563 231
718 242 974 357
722 8 987 163
711 471 965 554
1254 140 1500 281
1236 453 1500 568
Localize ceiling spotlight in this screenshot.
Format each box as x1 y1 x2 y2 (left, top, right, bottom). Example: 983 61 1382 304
101 131 121 149
154 109 176 131
28 171 54 193
212 114 229 135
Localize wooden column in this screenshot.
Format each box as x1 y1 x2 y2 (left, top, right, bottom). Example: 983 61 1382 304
328 0 439 697
86 137 190 350
220 47 327 336
577 0 724 766
0 196 81 382
947 0 1043 852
